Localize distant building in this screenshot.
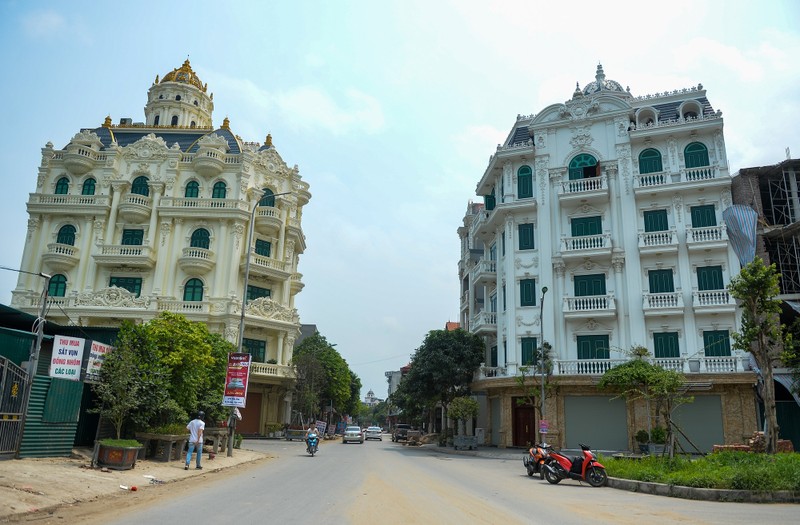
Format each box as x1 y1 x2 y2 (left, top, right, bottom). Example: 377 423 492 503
363 389 383 406
445 321 460 331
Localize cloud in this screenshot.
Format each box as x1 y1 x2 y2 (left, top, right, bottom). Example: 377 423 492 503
21 9 66 38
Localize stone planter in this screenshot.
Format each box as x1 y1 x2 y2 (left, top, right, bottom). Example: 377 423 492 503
637 443 649 454
454 435 477 450
135 432 189 462
97 443 141 470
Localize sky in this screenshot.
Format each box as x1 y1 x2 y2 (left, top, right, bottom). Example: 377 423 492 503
1 0 798 400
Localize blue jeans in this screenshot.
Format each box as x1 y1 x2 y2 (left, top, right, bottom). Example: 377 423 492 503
186 441 202 467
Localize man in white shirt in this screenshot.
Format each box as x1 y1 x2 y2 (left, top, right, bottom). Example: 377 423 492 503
185 411 206 470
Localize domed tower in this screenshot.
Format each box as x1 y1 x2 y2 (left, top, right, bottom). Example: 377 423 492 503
144 59 214 128
581 63 631 100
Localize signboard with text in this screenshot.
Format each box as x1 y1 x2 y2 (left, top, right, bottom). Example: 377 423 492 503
49 335 85 381
539 419 549 434
84 341 112 383
222 353 252 407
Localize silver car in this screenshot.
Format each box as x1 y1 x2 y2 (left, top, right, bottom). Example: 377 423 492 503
342 425 364 444
364 426 383 441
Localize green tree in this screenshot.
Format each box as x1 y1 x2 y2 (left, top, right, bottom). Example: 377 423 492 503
292 332 352 420
449 396 479 436
728 257 788 454
291 352 326 422
343 370 362 418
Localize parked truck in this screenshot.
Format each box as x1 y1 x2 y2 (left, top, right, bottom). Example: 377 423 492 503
391 424 413 442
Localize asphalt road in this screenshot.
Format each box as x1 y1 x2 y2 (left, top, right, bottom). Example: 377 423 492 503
78 436 797 525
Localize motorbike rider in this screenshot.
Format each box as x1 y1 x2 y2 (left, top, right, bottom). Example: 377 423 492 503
305 423 319 452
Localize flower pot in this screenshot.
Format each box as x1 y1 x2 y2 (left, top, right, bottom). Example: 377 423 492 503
97 444 141 470
638 443 649 454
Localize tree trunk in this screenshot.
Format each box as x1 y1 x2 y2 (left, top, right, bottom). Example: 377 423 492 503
760 350 780 454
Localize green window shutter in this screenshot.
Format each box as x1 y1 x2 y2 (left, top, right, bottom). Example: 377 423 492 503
484 189 496 211
48 274 67 297
109 277 142 296
653 332 680 358
518 166 533 198
518 223 535 250
643 210 668 232
571 216 602 236
81 178 96 196
521 337 537 366
638 148 663 174
574 274 606 296
190 229 210 249
502 284 506 311
121 229 144 246
490 345 498 368
684 142 710 168
703 330 731 357
520 279 536 306
501 234 505 256
247 285 271 301
690 205 716 227
648 270 674 293
259 188 275 207
183 278 204 301
568 154 598 180
255 239 271 257
185 181 199 198
242 338 266 362
57 225 76 245
576 335 610 359
212 181 227 198
55 177 70 195
131 176 150 196
697 266 723 291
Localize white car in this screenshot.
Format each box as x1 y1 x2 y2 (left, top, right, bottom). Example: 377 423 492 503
342 426 364 444
364 426 383 441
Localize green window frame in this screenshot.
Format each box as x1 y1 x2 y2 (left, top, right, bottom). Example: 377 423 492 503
121 229 144 246
242 338 266 363
521 337 537 366
576 335 609 359
259 188 275 207
690 205 717 227
643 209 668 232
131 176 150 196
518 166 533 199
568 153 598 180
212 181 227 198
703 330 731 357
247 285 271 301
484 189 496 211
185 181 199 198
490 345 498 368
190 228 210 249
697 266 724 291
574 274 606 296
520 279 536 307
501 234 505 256
57 225 76 246
55 177 69 195
648 269 674 293
638 148 663 174
81 178 96 196
684 142 710 168
502 284 506 311
48 274 67 297
653 332 680 358
518 223 535 250
109 276 142 296
571 216 602 237
183 278 204 301
255 239 271 257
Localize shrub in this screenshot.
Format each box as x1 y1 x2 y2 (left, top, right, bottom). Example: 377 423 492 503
635 429 649 443
650 426 667 444
147 423 189 435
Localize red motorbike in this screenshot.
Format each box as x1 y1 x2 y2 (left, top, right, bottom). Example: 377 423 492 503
522 443 550 479
542 443 607 487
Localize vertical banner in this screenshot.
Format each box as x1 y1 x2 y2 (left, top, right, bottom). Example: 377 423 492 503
222 353 252 407
84 341 113 383
50 335 85 381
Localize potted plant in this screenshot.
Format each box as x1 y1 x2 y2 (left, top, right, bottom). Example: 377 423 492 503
135 423 190 462
635 429 650 454
650 425 668 455
96 438 142 470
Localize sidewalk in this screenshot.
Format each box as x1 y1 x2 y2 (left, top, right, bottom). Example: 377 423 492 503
0 447 268 521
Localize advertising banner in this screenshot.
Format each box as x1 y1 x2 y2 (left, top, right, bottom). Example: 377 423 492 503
84 341 112 383
49 335 85 381
222 353 252 407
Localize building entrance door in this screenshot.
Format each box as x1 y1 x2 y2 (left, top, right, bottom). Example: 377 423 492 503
512 400 537 447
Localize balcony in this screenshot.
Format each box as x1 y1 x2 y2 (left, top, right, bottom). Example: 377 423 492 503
560 233 611 260
93 244 156 268
692 290 736 313
558 175 608 204
244 253 291 280
470 310 497 334
27 193 110 216
633 165 727 196
642 291 684 316
557 359 625 375
686 224 728 251
158 197 248 219
290 272 305 294
156 299 210 314
178 246 215 275
41 243 79 272
254 206 282 235
563 294 616 318
250 362 295 382
638 230 678 255
118 194 152 223
192 148 226 178
63 145 100 175
470 260 497 285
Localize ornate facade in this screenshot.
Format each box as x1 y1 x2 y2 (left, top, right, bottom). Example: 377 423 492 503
458 65 756 452
12 60 311 435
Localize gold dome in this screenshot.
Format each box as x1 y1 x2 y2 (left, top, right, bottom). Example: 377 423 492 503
161 59 206 92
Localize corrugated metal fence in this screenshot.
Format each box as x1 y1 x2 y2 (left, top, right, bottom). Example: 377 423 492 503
18 376 82 458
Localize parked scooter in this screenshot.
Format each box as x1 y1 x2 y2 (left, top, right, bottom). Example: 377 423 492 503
543 443 607 487
306 433 319 457
522 443 550 479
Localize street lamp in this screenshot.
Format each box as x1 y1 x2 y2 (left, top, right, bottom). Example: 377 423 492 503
228 190 292 457
538 286 548 443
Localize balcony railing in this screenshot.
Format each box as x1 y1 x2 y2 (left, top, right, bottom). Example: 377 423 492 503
561 233 611 253
642 291 684 310
638 230 677 249
470 260 496 283
682 165 719 182
159 197 249 211
686 224 727 245
634 171 669 188
563 294 615 313
559 175 608 196
250 362 294 379
693 290 735 307
156 300 209 313
470 310 497 332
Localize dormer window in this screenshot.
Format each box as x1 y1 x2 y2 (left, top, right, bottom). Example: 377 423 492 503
679 100 703 121
171 116 178 126
636 107 658 128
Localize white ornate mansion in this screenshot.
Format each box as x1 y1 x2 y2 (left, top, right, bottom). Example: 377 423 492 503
11 60 311 435
458 65 756 451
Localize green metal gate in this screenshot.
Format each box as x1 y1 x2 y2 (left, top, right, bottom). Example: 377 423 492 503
0 356 27 456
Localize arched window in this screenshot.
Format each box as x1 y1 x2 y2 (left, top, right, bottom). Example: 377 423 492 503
55 177 70 195
48 274 67 297
638 149 663 174
175 95 182 101
81 178 96 195
154 115 160 126
259 188 275 207
517 166 533 199
568 154 598 180
190 228 210 249
212 181 227 199
190 121 196 128
684 142 709 168
183 278 204 301
131 176 150 196
57 225 76 245
185 181 200 198
171 115 179 126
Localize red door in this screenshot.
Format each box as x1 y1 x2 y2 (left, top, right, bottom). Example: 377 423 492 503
238 393 262 435
513 400 537 447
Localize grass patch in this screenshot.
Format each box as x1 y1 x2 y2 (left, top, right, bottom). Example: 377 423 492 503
604 451 800 491
99 438 143 447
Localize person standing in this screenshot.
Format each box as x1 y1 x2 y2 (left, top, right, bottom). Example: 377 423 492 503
186 411 205 470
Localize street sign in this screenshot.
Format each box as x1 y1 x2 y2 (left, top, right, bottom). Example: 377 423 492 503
222 353 252 407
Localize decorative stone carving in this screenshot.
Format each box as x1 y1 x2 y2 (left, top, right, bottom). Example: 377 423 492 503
721 188 732 209
160 222 171 246
672 195 683 222
27 218 39 240
233 223 244 250
247 297 299 323
514 256 539 270
553 257 566 276
612 252 625 273
75 287 151 308
569 125 594 148
516 316 540 328
122 133 169 161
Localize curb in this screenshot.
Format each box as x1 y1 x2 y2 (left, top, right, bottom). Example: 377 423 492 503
608 477 800 503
